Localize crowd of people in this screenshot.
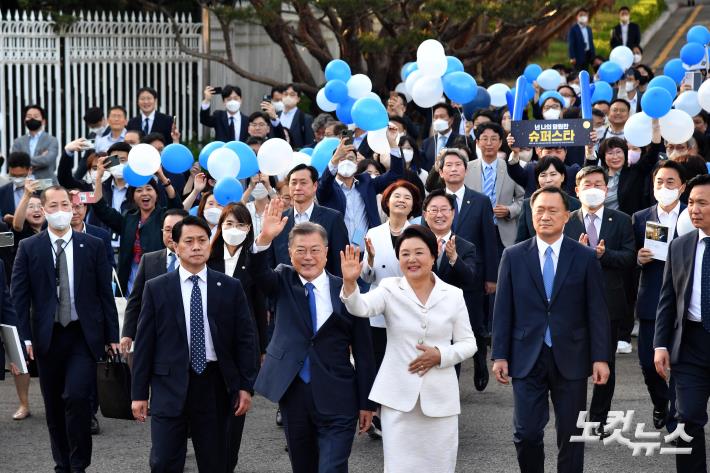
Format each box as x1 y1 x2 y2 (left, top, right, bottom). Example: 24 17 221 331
2 6 710 473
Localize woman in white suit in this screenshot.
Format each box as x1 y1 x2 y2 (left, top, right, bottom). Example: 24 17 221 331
340 225 477 473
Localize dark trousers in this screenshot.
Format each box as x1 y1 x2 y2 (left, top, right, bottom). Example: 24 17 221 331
227 414 246 473
36 322 96 473
672 321 710 473
149 362 230 473
371 326 387 372
279 378 357 473
512 346 587 473
638 319 677 432
589 319 619 424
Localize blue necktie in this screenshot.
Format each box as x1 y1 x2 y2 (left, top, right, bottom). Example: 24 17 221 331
483 165 497 223
452 196 460 230
167 253 177 272
437 135 446 156
299 282 318 383
543 246 555 347
143 118 150 135
188 275 207 374
701 238 710 332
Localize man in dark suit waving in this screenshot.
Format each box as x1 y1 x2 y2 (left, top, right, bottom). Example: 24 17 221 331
11 186 119 473
655 174 710 472
131 216 258 473
250 198 376 473
493 186 610 473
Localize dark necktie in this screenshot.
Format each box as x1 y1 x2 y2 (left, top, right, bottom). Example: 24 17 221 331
55 239 72 326
543 246 554 346
453 197 460 230
143 118 150 135
701 237 710 332
299 282 317 383
228 116 236 141
188 275 207 374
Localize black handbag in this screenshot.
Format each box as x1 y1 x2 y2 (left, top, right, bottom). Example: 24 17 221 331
96 351 134 420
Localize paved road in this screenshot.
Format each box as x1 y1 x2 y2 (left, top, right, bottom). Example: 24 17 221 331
0 341 696 472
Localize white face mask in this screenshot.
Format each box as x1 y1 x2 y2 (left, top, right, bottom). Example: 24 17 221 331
110 164 125 179
433 118 450 133
225 100 241 114
337 160 357 178
222 227 248 246
271 101 284 113
251 182 269 200
203 207 223 225
86 170 110 184
633 54 642 64
627 149 642 165
543 109 561 120
402 148 414 163
570 84 581 95
88 125 106 136
595 126 607 139
654 187 680 207
519 150 533 162
12 177 26 187
558 74 567 85
579 188 606 208
562 97 573 108
625 82 636 93
578 15 588 25
283 96 298 108
45 210 73 231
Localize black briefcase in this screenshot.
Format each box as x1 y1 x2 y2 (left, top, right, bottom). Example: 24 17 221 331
96 352 134 420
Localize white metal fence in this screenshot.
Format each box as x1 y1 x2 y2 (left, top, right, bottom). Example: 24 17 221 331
0 10 203 166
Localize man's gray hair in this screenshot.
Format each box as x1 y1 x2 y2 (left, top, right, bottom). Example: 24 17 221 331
438 148 469 170
312 113 335 133
288 222 328 247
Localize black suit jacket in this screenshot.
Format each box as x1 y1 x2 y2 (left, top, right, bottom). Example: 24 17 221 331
199 108 249 143
122 249 169 340
610 22 641 50
131 269 258 416
85 223 115 271
127 112 174 145
11 230 119 358
280 109 314 150
250 250 376 416
564 207 636 321
421 132 460 171
433 235 478 329
0 182 17 216
516 195 582 243
0 263 17 380
453 187 499 284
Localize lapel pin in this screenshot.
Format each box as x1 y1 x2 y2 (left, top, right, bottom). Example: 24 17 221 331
608 217 612 221
241 266 246 270
79 243 84 248
466 200 470 204
217 282 222 287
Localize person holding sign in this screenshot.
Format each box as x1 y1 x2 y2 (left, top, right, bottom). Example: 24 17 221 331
632 160 687 433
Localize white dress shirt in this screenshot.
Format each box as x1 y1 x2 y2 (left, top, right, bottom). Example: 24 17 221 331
223 244 242 278
280 107 298 130
536 234 563 274
621 23 629 46
95 129 127 153
141 111 156 133
657 202 681 242
688 229 710 322
580 24 590 50
446 186 465 211
298 270 333 330
179 266 217 361
582 206 604 238
48 228 78 321
294 201 315 225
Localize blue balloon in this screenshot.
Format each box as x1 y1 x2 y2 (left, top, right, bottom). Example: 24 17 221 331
664 58 686 85
538 91 565 107
213 177 244 206
445 56 465 75
123 165 152 187
351 97 388 131
591 81 613 103
222 141 258 179
687 25 710 45
598 61 624 83
641 87 673 118
525 83 536 102
579 71 593 120
300 147 313 156
324 80 349 104
505 90 515 114
681 42 706 65
161 143 194 174
310 137 340 176
335 98 355 124
401 62 418 81
648 75 678 99
189 206 198 216
462 86 491 120
524 64 542 82
198 141 224 169
442 71 478 104
324 59 351 82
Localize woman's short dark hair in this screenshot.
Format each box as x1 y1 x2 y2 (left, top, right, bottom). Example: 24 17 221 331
535 156 567 187
172 215 211 243
356 159 385 177
395 224 438 260
210 203 254 257
398 135 426 171
380 179 421 218
598 137 628 168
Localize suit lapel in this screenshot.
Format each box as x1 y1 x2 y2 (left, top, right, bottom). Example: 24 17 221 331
650 205 659 224
455 188 474 233
40 232 55 288
683 231 700 309
205 270 221 354
72 234 84 299
598 210 614 243
524 239 548 303
170 271 188 344
549 238 575 305
290 270 315 334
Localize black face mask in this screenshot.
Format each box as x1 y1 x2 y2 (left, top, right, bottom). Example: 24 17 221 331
25 119 42 131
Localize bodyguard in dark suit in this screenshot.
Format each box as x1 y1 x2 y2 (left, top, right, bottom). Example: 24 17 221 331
563 166 636 433
493 186 610 473
0 263 18 381
251 200 377 473
654 174 710 472
420 103 461 171
11 186 119 473
567 9 595 71
126 87 174 145
0 151 32 219
279 164 349 276
633 161 686 432
131 216 258 473
200 85 249 143
610 7 641 50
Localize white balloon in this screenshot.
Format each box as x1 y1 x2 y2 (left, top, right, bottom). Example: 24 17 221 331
676 208 695 236
411 75 445 108
698 79 710 112
367 127 390 156
277 151 312 181
674 91 702 117
417 39 447 77
623 111 654 147
405 69 424 96
207 148 241 181
487 83 511 107
659 109 694 144
537 69 562 91
127 143 161 176
347 74 373 99
394 82 411 102
609 46 634 71
316 88 337 112
257 138 294 176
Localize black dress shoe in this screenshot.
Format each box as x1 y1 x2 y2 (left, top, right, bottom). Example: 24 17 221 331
90 416 100 435
275 408 283 427
653 407 667 429
473 351 489 392
595 424 611 439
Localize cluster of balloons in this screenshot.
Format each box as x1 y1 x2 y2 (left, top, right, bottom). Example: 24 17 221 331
665 25 710 84
192 140 259 205
315 59 377 126
126 142 197 188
